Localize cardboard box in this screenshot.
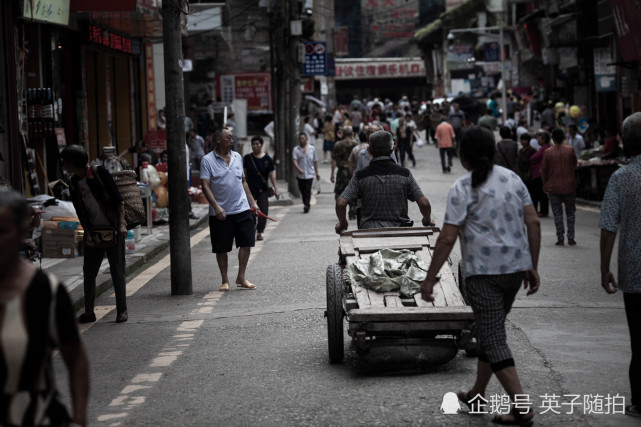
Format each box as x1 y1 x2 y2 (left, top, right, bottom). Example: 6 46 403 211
42 228 78 258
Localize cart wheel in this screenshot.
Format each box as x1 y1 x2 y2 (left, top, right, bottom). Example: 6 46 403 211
326 263 345 363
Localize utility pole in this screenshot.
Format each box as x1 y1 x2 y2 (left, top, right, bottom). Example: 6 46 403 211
287 0 302 196
163 0 192 295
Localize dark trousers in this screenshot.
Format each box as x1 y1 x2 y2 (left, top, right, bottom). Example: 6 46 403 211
530 177 549 216
624 292 641 406
83 238 127 314
297 178 313 209
549 192 576 241
439 147 454 171
251 189 270 234
398 139 415 167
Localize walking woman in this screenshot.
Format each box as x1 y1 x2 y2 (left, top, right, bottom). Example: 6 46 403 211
243 135 280 241
0 189 89 426
421 126 541 426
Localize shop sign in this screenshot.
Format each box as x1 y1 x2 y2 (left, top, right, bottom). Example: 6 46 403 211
88 24 132 54
448 44 474 63
23 0 70 26
302 77 314 93
144 130 167 154
483 62 511 74
55 128 66 147
361 0 419 43
483 43 510 62
303 42 327 76
216 73 272 113
145 43 157 130
70 0 135 11
334 59 425 80
609 0 641 63
594 47 617 92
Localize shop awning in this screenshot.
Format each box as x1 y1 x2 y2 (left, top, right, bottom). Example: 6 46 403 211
415 0 484 43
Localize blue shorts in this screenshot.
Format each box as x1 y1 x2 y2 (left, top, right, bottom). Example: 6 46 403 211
324 140 336 152
209 210 255 253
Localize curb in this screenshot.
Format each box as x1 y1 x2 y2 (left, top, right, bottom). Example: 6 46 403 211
69 214 209 313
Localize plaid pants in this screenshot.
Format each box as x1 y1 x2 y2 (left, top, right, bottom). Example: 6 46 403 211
465 272 524 371
549 192 576 241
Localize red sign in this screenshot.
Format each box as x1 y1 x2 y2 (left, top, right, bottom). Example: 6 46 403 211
144 130 167 154
302 77 314 93
88 24 132 53
145 43 157 130
609 0 641 63
334 59 425 80
216 73 272 113
71 0 135 11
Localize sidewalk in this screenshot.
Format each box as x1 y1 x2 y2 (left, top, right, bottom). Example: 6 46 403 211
44 183 294 312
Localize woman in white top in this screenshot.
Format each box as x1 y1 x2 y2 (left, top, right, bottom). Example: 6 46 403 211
421 126 541 426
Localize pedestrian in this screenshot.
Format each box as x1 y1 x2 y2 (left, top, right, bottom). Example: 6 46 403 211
515 118 529 142
330 126 358 219
434 119 456 173
421 126 541 426
495 126 519 174
304 116 317 146
541 128 578 246
200 128 260 292
335 130 434 231
488 94 500 118
541 102 556 129
0 189 90 427
322 115 336 164
448 102 466 144
292 132 320 213
61 144 129 323
568 124 585 159
118 139 157 168
599 112 641 418
529 130 551 217
396 114 415 167
478 109 498 131
518 132 537 198
187 129 206 171
226 112 238 151
350 105 362 130
243 135 280 242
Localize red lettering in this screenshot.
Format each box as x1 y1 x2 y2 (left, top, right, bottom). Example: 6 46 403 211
377 64 387 75
344 66 354 76
410 63 420 73
365 0 378 6
388 64 397 75
366 65 376 76
336 67 343 77
382 0 395 5
399 64 409 75
355 65 365 77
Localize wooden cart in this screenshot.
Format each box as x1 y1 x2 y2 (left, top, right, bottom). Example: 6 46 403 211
325 226 476 364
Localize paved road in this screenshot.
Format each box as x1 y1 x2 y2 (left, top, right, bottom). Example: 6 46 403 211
54 140 635 426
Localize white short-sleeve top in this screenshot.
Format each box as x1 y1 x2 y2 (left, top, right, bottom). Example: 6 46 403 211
444 166 533 278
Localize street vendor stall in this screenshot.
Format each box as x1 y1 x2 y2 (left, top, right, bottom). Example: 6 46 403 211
576 159 620 201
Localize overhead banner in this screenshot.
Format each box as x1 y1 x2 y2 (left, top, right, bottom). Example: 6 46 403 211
361 0 420 57
334 58 425 80
216 73 272 113
23 0 70 26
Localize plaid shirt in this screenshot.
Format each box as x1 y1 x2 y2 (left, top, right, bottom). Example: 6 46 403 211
341 157 424 229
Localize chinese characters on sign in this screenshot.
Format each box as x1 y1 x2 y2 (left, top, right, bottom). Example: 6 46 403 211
89 24 132 54
334 59 425 80
303 42 327 76
216 73 272 113
144 43 157 130
23 0 70 26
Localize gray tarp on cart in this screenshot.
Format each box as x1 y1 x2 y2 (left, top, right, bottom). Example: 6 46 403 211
344 248 439 298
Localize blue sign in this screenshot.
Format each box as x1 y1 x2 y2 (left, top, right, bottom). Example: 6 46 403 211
303 41 327 76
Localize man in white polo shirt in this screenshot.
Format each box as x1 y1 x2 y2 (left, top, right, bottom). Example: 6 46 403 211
292 132 320 213
201 127 260 292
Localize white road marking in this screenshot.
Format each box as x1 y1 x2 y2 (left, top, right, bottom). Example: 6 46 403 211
94 208 291 424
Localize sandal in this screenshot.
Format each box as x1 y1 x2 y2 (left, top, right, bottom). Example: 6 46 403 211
236 280 256 290
218 283 230 292
491 407 534 426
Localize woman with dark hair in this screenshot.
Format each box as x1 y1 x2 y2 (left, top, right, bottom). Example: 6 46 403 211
421 126 541 426
0 189 89 426
243 135 280 241
322 115 336 164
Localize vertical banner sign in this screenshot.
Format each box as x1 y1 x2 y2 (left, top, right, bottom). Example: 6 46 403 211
145 43 157 130
303 42 327 76
594 47 617 92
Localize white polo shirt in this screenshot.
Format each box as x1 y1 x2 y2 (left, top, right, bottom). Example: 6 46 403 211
200 150 249 216
292 145 318 179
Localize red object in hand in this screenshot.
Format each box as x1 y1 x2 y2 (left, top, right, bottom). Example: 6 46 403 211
250 207 277 222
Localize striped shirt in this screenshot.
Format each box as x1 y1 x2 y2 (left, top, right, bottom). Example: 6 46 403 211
341 157 424 229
